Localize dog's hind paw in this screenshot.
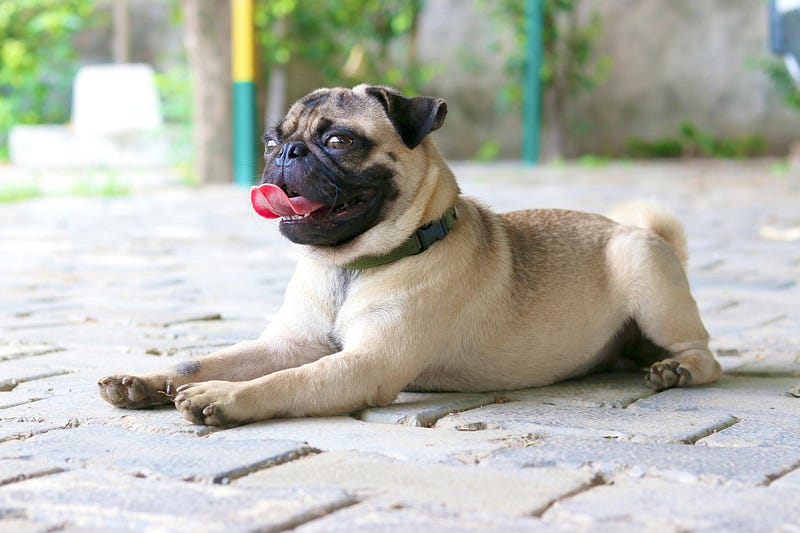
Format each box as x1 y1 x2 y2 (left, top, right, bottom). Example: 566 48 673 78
98 375 173 409
645 359 692 390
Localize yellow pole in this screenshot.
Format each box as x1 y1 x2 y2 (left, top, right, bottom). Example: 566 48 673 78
232 0 256 186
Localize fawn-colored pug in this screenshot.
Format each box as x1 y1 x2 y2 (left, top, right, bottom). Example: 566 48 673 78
98 85 721 426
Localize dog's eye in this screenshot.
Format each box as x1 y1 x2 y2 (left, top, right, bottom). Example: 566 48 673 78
325 135 353 149
264 139 279 154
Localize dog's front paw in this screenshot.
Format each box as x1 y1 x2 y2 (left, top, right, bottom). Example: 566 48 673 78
98 375 173 409
645 359 692 390
174 381 248 427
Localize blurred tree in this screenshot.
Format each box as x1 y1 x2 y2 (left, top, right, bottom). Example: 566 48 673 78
181 0 232 183
254 0 428 127
484 0 610 160
0 0 98 158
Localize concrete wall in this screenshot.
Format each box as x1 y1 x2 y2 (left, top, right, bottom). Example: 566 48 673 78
418 0 800 159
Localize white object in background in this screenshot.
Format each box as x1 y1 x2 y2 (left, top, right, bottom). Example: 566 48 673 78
71 63 163 136
777 0 800 13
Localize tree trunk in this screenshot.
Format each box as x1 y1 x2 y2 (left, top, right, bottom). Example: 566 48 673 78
182 0 232 183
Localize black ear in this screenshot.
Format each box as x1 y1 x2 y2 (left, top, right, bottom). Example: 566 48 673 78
365 86 447 149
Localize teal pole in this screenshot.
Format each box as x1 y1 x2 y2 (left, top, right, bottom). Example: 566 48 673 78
522 0 543 165
233 81 257 186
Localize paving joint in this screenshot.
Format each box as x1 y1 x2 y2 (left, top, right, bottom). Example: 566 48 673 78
765 460 800 487
683 416 741 444
213 446 322 485
531 472 608 517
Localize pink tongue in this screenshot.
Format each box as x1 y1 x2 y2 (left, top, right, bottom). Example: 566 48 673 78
250 183 326 219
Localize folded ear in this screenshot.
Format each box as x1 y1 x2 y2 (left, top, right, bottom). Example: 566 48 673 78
365 86 447 149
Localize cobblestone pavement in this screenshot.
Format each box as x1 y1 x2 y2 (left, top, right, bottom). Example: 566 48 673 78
1 160 799 532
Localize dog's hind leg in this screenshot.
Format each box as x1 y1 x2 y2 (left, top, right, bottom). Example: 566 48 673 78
609 229 721 390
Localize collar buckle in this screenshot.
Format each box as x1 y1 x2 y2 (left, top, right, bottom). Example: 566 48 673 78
416 206 458 251
416 219 448 251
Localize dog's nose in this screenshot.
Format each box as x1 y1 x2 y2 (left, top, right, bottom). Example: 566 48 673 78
276 141 308 166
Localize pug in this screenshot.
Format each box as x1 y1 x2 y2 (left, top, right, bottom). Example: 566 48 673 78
98 85 721 426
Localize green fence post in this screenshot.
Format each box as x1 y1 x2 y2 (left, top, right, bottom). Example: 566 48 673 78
522 0 543 165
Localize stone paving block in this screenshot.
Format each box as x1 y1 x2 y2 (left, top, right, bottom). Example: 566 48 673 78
292 499 557 533
0 371 78 409
359 373 658 431
629 375 800 416
0 342 64 362
704 300 796 331
541 477 800 532
0 425 315 483
500 373 656 408
237 450 597 516
0 469 354 532
0 459 62 486
0 519 52 533
434 401 737 444
207 416 528 464
719 349 800 377
484 436 800 485
697 414 800 448
354 391 497 427
0 420 62 444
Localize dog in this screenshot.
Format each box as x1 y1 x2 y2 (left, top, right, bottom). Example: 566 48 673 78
98 85 721 426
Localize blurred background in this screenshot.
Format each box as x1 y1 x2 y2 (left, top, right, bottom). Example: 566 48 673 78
1 0 799 191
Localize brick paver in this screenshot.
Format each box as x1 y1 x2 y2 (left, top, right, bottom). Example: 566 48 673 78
1 161 798 531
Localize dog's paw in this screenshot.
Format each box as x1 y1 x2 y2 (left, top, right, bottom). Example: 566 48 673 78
174 381 247 427
98 375 173 409
645 359 692 390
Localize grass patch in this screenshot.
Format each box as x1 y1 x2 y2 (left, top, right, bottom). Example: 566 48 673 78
770 160 790 175
578 154 612 168
0 182 41 203
69 176 131 197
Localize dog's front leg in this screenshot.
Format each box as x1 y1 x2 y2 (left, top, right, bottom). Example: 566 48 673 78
98 329 330 410
174 348 421 426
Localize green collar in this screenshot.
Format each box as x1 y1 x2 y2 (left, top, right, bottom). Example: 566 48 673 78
342 207 458 270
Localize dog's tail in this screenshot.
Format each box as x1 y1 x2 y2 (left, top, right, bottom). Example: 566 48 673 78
607 200 689 269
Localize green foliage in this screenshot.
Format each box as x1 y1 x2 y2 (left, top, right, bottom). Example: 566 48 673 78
627 138 683 159
678 120 766 159
255 0 431 94
0 0 99 156
154 66 192 125
626 120 766 159
750 56 800 114
483 0 611 112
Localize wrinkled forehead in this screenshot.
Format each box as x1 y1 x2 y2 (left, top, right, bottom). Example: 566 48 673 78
276 87 390 139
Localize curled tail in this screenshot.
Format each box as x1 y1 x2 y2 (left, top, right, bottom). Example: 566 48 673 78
607 200 689 269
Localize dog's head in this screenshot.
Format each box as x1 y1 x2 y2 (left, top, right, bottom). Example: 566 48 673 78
254 85 450 253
